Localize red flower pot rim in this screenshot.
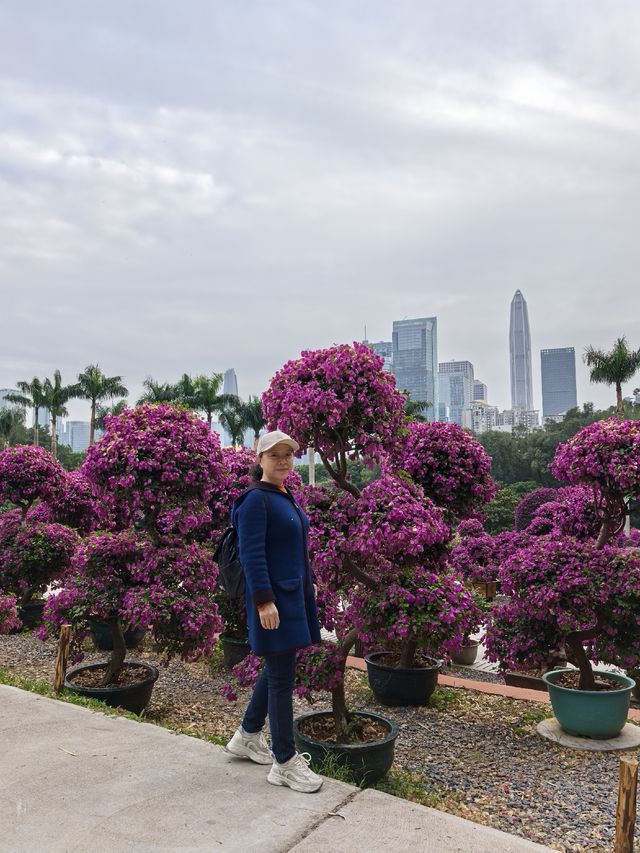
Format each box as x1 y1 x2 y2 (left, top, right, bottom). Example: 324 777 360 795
541 668 636 695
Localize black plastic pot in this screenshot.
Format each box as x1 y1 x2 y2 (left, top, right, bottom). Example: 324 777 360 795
293 710 398 785
64 661 159 715
365 651 442 706
11 600 46 632
504 670 548 692
88 620 146 651
219 632 251 669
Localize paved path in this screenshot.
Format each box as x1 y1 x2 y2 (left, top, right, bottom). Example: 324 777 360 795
0 685 554 853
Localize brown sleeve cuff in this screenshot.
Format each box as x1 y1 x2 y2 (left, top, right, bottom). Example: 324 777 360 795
253 588 275 607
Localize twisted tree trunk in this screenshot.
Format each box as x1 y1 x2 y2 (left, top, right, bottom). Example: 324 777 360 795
331 627 358 740
101 618 126 686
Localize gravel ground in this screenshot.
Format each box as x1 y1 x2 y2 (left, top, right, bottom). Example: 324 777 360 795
1 631 638 853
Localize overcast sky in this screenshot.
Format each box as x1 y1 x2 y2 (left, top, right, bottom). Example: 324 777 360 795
2 1 640 422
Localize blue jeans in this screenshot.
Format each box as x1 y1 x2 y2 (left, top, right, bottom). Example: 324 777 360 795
242 651 296 764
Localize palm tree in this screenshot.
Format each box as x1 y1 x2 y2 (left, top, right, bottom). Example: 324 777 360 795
236 395 265 449
584 336 640 415
402 394 430 422
95 399 128 433
191 373 237 430
172 373 197 407
4 377 46 446
0 407 26 448
41 370 80 457
137 377 177 404
75 365 129 445
219 405 246 447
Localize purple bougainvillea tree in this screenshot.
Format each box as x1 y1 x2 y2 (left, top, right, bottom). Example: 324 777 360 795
485 418 640 690
551 417 640 547
0 592 20 634
39 404 229 685
394 420 497 522
0 446 79 611
258 342 481 738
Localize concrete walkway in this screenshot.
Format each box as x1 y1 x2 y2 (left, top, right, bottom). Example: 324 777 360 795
0 685 554 853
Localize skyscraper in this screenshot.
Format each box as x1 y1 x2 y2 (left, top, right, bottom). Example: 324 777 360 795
541 347 577 418
223 368 239 397
365 340 393 372
438 360 474 426
509 290 533 410
392 317 438 420
473 380 488 402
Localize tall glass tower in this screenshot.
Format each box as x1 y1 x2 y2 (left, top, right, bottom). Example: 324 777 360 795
509 290 533 410
392 317 438 420
541 347 577 418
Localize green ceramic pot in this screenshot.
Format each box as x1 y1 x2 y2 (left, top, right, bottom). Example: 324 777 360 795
542 668 635 739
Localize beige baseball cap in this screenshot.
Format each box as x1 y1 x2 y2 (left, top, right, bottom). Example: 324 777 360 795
256 430 300 454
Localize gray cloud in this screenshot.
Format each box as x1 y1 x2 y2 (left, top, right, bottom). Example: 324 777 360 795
2 1 640 420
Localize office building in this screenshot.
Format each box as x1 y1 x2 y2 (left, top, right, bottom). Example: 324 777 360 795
438 360 474 426
223 368 239 397
541 347 577 419
499 408 540 430
392 317 438 420
366 340 393 372
462 401 499 434
59 421 91 453
509 290 534 410
473 380 488 402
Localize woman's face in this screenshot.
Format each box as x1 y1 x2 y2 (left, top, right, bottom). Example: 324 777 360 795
259 442 294 486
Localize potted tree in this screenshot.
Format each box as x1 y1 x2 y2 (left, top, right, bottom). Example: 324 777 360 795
262 342 480 711
38 404 229 714
0 445 79 627
485 418 640 739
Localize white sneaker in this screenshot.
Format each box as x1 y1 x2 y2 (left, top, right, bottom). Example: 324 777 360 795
267 751 324 793
225 726 273 765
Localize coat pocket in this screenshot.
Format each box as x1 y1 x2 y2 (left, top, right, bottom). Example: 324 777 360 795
273 577 304 622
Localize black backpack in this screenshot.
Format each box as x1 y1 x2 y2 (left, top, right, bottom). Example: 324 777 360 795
213 491 269 601
213 527 245 600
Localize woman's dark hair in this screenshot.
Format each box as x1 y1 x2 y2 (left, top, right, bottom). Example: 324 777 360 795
250 462 263 483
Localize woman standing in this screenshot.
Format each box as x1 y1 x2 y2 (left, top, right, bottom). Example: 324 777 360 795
225 430 323 793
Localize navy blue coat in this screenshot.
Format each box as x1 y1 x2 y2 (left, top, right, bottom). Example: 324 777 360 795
232 481 321 656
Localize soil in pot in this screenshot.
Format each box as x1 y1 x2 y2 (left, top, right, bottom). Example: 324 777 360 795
552 671 626 692
294 710 398 785
365 651 441 706
64 661 159 715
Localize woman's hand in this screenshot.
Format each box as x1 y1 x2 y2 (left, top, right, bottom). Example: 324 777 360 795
257 601 280 630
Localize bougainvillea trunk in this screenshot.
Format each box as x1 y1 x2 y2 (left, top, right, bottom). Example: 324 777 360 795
102 618 127 686
331 686 350 741
398 638 418 669
331 628 357 740
565 624 600 691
